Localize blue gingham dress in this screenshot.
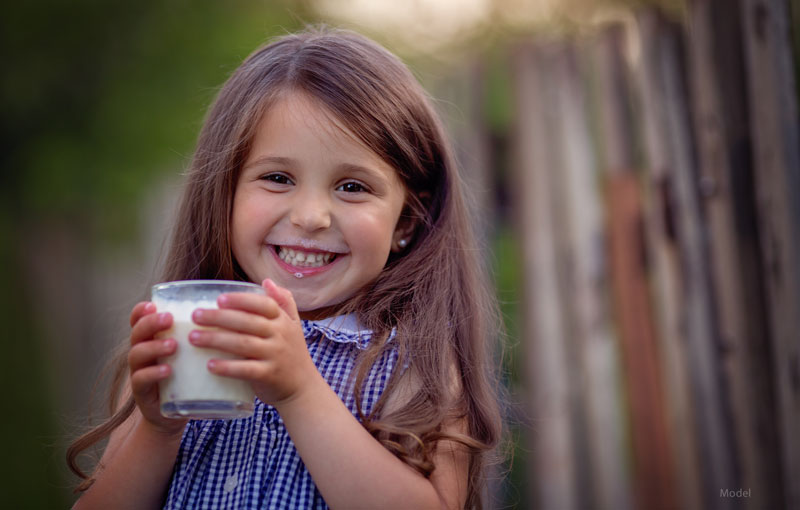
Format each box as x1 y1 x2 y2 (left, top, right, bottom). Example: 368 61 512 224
162 314 398 509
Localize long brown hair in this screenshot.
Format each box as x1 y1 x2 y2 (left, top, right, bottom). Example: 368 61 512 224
67 26 504 508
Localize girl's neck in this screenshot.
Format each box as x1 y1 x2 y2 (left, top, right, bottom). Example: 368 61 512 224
298 303 349 321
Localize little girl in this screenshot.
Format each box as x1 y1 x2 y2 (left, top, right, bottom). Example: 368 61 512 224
67 26 503 509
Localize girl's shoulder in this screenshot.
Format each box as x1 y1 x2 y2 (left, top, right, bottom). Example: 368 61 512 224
382 358 462 417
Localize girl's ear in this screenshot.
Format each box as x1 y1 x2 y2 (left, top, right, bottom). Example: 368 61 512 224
392 191 431 253
391 191 429 253
391 217 416 253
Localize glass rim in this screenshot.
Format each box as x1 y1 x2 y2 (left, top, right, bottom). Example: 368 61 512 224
151 279 263 293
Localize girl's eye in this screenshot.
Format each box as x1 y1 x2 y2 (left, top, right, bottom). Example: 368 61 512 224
261 173 292 185
337 181 367 193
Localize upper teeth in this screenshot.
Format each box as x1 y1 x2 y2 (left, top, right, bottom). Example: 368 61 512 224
279 247 334 268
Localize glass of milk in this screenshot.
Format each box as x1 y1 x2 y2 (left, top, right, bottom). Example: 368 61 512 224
152 280 265 419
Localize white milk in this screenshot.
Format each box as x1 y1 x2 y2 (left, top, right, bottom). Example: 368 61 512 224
153 298 255 419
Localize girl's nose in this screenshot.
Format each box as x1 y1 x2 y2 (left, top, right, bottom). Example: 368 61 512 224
289 194 332 232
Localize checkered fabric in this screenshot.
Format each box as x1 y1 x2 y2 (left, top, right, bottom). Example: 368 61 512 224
162 314 398 509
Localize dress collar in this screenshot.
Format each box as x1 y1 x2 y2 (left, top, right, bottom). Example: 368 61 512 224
301 313 394 350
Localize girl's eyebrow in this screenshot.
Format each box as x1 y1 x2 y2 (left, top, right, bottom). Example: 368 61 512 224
243 155 294 170
335 162 388 181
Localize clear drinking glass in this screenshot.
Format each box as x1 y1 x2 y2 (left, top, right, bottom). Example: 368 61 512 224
152 280 264 419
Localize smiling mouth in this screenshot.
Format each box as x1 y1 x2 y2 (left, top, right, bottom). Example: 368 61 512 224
274 246 339 268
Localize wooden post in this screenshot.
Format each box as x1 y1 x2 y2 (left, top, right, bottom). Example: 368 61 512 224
633 9 704 510
592 24 677 510
684 0 785 507
551 40 632 510
740 0 800 507
511 40 578 510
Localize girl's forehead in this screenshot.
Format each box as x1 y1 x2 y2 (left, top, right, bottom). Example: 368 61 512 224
251 91 386 166
263 92 355 143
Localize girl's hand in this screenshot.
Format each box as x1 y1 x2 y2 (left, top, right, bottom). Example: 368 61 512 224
127 301 188 436
188 279 322 406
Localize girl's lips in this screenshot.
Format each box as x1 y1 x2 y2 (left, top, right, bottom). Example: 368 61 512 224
269 245 343 276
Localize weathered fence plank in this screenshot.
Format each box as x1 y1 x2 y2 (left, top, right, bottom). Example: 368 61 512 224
593 24 677 510
683 4 748 508
551 40 632 510
633 10 704 510
683 1 785 508
512 41 578 510
740 0 800 507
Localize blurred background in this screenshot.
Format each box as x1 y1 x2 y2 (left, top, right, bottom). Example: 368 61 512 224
2 0 799 508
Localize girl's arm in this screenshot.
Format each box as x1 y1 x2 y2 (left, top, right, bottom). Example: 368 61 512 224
276 373 469 510
191 280 468 510
72 407 184 510
73 302 186 510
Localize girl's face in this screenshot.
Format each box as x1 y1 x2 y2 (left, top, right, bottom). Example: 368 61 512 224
232 92 409 319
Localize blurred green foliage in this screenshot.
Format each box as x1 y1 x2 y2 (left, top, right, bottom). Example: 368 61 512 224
0 1 310 506
0 216 65 508
2 0 313 241
491 225 528 509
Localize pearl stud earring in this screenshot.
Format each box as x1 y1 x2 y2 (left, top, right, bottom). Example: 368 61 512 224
398 238 408 248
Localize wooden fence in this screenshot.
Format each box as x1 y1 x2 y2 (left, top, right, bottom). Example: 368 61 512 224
466 1 800 508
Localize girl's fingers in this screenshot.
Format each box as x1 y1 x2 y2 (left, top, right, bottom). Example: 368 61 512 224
130 364 171 393
192 307 270 337
207 358 273 381
218 292 281 319
131 311 173 345
128 338 177 372
263 279 300 321
189 330 267 359
130 301 156 327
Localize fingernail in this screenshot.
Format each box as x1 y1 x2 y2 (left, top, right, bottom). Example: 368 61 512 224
218 294 229 305
189 331 200 344
193 309 204 320
159 365 169 375
145 302 156 312
159 313 171 324
207 360 217 371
